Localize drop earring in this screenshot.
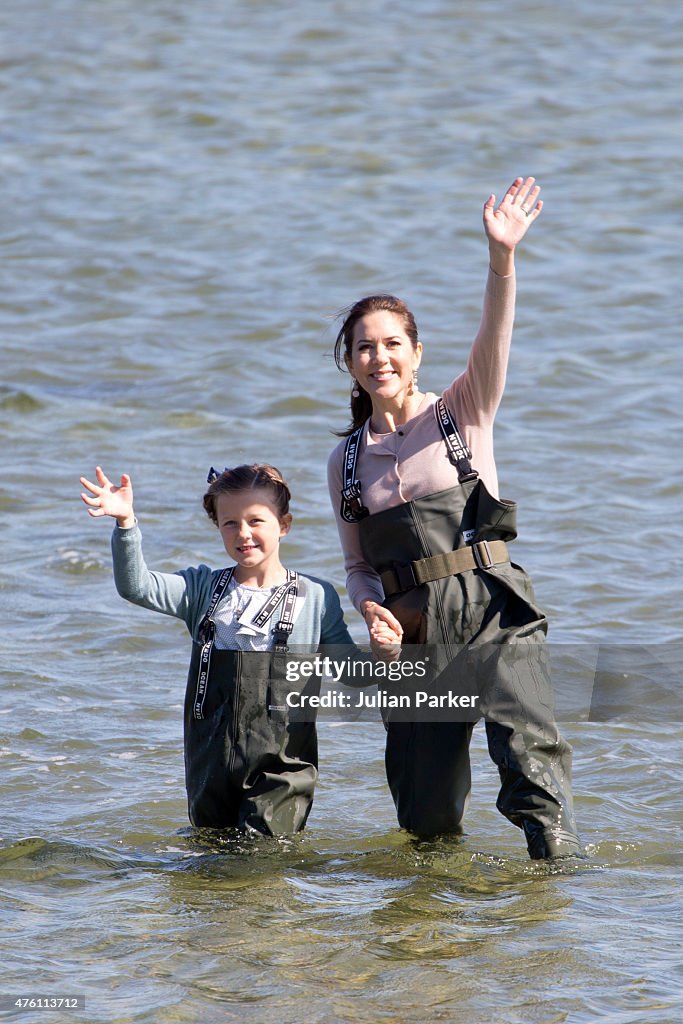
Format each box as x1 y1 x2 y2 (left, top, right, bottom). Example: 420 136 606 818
351 378 360 398
409 370 418 395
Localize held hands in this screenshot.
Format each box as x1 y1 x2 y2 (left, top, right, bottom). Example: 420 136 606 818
363 601 403 660
483 176 542 273
80 466 135 528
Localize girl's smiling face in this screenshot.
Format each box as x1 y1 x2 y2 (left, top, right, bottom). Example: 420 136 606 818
215 488 291 585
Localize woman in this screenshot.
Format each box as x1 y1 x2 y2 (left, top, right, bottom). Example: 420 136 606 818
327 177 580 859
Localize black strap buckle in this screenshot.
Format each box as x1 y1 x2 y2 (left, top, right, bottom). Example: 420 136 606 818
271 624 293 653
387 562 418 592
197 618 215 646
456 459 479 483
341 484 369 522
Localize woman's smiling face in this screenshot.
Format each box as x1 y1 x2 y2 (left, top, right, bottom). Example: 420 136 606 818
346 310 422 406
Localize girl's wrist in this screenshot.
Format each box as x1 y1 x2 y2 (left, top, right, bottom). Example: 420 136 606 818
116 514 136 529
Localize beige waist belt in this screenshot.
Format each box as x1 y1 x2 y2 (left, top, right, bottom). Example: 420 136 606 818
380 540 510 597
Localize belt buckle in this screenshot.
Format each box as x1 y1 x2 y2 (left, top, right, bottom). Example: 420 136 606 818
395 562 418 591
472 540 493 570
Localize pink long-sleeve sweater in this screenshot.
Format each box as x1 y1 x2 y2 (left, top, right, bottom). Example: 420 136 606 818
326 268 516 612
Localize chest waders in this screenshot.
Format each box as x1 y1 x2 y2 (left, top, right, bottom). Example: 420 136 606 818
341 401 579 859
183 568 317 836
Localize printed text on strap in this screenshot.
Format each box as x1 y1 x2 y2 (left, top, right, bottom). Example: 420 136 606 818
340 427 369 523
435 398 478 483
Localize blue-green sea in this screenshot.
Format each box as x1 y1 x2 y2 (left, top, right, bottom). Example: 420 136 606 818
1 1 681 1021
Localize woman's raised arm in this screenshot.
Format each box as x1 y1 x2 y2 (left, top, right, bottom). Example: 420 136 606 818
447 177 543 428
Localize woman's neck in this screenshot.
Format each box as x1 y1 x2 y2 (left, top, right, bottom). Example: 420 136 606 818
369 391 424 434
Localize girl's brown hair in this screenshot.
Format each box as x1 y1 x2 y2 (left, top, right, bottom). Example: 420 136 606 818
333 294 420 435
203 464 291 524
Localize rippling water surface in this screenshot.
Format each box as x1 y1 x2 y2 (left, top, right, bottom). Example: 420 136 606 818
1 1 681 1021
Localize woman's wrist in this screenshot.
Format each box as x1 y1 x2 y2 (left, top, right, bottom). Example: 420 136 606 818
488 243 515 277
116 514 136 529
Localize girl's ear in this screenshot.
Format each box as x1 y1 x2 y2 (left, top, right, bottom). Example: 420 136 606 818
280 514 293 536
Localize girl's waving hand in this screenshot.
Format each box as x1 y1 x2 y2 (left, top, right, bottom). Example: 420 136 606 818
80 466 135 528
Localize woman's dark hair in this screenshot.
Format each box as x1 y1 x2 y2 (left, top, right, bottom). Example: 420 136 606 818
203 464 291 525
333 294 420 435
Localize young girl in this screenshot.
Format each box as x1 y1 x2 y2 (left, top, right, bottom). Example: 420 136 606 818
80 463 392 836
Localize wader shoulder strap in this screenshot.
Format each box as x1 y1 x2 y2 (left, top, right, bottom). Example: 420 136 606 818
193 566 235 721
435 398 478 483
340 402 476 523
198 567 235 642
270 571 304 652
340 426 369 523
192 568 301 719
209 568 302 651
248 569 300 652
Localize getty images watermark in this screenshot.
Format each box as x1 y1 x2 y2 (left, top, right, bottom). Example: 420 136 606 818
268 647 486 722
268 643 683 723
282 653 479 712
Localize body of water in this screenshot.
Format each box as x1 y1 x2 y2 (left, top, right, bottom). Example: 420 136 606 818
1 1 681 1021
